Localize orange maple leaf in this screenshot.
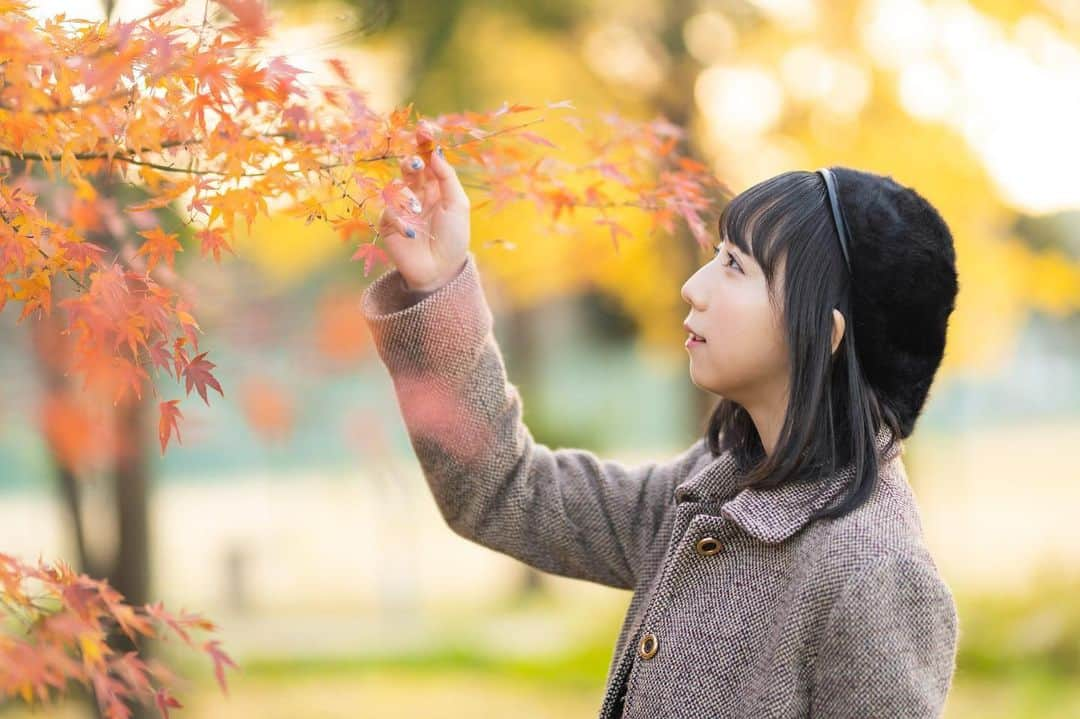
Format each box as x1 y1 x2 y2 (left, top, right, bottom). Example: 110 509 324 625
110 604 156 644
12 269 51 322
325 57 353 85
233 63 274 112
127 180 195 213
136 227 183 272
217 0 271 41
158 399 183 454
113 313 149 361
196 227 235 263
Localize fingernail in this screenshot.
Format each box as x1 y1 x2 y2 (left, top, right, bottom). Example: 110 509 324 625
409 197 422 214
405 227 416 238
436 145 445 158
410 155 423 170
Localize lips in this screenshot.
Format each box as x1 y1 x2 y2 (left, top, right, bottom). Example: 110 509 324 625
683 321 706 342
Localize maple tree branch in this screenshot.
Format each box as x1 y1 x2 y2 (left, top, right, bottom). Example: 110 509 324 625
35 245 90 292
0 132 298 176
0 118 549 180
455 180 669 213
448 117 548 149
197 0 212 52
0 205 90 292
315 118 552 173
22 231 186 299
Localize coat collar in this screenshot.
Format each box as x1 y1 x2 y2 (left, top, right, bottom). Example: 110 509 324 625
673 425 903 544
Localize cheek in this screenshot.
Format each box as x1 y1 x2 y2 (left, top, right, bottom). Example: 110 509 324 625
698 291 785 376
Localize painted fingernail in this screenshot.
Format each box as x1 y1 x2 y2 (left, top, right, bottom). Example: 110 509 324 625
409 197 422 214
436 145 445 158
405 227 416 238
410 155 423 170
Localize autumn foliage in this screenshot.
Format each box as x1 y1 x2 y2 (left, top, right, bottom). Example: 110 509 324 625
1 0 725 453
0 552 235 717
0 0 726 714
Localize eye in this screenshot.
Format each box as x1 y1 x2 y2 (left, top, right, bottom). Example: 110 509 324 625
713 244 740 271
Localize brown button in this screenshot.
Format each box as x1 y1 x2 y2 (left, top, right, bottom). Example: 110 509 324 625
695 536 723 556
638 631 658 659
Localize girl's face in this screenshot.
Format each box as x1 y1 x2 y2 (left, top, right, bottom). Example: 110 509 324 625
681 237 790 407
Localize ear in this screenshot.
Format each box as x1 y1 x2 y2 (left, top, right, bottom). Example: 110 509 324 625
831 308 846 356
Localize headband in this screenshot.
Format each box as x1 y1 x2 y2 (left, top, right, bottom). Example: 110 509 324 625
816 167 853 275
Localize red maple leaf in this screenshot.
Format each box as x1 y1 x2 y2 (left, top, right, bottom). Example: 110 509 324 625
154 687 182 719
202 639 238 695
350 242 388 277
181 352 223 406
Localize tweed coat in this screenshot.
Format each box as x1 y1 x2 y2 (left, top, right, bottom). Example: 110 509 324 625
360 251 960 718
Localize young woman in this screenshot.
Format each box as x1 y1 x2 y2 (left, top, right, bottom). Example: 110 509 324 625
361 144 960 718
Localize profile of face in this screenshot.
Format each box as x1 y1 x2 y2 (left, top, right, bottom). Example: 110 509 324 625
681 233 847 418
681 237 790 408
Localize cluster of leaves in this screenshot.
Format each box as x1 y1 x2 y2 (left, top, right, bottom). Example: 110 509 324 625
0 0 727 712
0 0 727 455
0 552 236 718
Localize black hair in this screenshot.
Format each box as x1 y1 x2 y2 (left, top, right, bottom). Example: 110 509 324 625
702 170 904 523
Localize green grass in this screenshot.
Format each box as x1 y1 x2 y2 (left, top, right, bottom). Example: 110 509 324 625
953 566 1080 680
237 637 614 691
5 575 1080 718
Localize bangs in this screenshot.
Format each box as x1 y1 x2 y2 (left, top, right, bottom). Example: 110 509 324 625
717 171 824 290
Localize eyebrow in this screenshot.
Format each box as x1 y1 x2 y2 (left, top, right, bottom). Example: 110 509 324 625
722 238 757 270
722 238 745 259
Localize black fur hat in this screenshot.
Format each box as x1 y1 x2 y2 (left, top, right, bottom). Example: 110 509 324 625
826 167 959 439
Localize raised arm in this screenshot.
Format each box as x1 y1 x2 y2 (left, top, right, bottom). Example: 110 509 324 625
361 252 709 590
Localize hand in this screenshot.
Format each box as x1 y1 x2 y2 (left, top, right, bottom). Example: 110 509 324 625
377 133 471 292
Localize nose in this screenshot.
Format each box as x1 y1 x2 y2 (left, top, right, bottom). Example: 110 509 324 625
681 272 704 311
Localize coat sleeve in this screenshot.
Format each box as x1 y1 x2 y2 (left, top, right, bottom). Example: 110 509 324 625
809 549 960 718
360 250 708 590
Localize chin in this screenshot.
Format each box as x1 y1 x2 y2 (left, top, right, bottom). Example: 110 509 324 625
688 371 722 396
691 368 739 398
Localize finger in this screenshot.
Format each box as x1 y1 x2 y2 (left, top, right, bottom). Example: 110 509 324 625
398 156 440 212
379 203 420 241
399 185 423 216
399 154 426 195
429 146 470 210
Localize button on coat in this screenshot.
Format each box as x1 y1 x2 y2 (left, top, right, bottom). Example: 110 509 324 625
637 632 658 660
694 536 722 556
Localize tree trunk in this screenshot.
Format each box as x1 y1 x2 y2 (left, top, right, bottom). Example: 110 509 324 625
501 303 548 601
22 168 156 719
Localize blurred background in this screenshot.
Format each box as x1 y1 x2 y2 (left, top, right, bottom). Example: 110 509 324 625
2 0 1080 717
